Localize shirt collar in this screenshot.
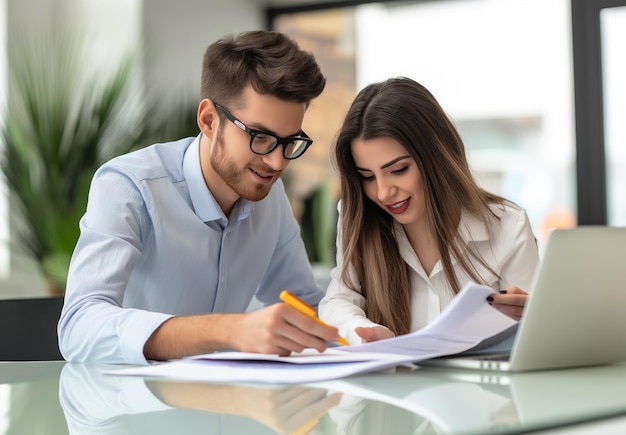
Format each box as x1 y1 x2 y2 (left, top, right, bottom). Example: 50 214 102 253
393 209 491 276
456 209 490 244
183 135 254 225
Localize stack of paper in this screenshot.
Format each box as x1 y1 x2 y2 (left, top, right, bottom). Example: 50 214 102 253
109 283 517 384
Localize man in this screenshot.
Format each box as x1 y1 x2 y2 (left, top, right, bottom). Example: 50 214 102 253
58 30 339 363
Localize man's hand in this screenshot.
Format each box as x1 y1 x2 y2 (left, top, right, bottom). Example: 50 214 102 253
355 325 394 343
487 286 528 321
230 303 342 355
144 302 341 361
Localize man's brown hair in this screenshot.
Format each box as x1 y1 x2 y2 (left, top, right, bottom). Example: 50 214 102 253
201 30 326 108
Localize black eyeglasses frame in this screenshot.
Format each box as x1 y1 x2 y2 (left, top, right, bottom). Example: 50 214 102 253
214 103 313 160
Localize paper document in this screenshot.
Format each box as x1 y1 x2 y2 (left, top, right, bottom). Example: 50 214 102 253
108 283 517 384
110 358 417 384
341 283 516 357
197 348 413 363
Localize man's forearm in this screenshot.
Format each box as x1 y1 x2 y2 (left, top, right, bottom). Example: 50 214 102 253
143 313 244 361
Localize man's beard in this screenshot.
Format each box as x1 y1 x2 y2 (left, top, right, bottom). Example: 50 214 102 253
210 134 277 202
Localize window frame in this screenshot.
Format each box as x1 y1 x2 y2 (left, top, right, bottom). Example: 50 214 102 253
571 0 626 224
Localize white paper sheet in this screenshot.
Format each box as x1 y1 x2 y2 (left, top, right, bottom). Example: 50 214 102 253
110 357 417 384
107 283 517 384
341 283 517 357
192 348 412 363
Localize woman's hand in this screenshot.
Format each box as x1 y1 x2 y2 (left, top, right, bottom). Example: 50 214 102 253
487 286 528 321
355 325 395 343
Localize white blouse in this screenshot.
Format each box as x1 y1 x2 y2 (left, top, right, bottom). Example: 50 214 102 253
318 203 540 344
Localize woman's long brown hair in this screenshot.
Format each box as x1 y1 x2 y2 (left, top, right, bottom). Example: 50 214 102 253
334 77 505 336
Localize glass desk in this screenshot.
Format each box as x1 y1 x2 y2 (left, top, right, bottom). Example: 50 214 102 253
1 360 626 434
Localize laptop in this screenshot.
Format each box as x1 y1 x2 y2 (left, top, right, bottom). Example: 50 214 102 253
419 226 626 372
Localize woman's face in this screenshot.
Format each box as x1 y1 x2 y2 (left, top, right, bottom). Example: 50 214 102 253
350 136 427 229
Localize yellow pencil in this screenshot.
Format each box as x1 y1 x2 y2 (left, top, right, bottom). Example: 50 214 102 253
280 290 350 346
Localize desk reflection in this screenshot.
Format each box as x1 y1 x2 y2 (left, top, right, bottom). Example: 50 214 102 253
58 363 516 435
145 380 342 434
0 361 67 434
58 362 626 434
325 368 515 434
60 363 340 434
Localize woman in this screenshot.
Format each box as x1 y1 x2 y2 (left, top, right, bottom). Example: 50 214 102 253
319 77 540 344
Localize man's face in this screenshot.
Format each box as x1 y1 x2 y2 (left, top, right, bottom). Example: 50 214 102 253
200 86 307 211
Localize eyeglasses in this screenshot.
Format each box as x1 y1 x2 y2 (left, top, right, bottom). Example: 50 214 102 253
214 103 313 160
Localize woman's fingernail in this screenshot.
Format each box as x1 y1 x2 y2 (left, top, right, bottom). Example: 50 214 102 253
499 290 508 294
486 296 494 303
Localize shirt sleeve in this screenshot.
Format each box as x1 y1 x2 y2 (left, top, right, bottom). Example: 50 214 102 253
58 165 172 364
497 207 541 292
318 218 379 344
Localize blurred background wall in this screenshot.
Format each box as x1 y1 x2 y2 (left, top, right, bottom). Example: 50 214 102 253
1 0 624 297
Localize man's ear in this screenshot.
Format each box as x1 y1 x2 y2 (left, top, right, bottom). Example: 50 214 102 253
197 99 219 138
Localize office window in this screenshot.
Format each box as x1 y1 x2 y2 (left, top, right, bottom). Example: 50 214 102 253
274 0 576 245
601 6 626 225
273 9 356 217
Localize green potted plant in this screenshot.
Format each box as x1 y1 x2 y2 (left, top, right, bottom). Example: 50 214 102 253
0 31 149 294
299 180 339 288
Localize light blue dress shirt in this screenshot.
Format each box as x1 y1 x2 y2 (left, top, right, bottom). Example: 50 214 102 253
58 136 323 364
